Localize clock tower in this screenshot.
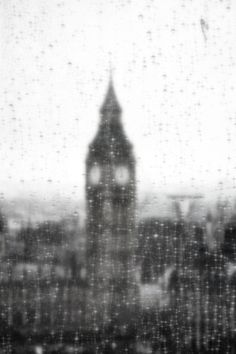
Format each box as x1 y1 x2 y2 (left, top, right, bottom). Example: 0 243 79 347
86 78 137 330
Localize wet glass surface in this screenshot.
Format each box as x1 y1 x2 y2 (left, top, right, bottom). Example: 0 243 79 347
0 1 236 353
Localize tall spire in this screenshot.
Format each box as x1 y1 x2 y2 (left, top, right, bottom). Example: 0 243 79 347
100 77 121 115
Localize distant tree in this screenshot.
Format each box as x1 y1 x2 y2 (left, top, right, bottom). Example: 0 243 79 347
17 224 35 261
0 210 7 234
34 220 67 245
222 222 236 262
18 220 68 246
17 220 70 261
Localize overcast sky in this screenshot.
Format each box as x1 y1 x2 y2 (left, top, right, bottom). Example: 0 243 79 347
0 0 236 203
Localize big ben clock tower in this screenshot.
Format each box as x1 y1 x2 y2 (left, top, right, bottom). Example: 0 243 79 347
86 78 137 331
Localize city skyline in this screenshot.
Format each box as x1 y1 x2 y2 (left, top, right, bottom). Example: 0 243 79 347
0 0 236 202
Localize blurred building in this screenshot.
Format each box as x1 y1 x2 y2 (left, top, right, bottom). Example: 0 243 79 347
85 78 138 332
0 214 88 338
138 218 184 283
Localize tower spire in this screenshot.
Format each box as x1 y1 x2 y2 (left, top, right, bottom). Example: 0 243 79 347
109 60 113 82
100 76 121 115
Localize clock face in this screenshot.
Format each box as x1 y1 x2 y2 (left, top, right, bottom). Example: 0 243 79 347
89 165 101 185
114 166 130 185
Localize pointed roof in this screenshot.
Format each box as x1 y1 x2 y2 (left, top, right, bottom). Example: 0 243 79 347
100 78 121 114
87 77 134 164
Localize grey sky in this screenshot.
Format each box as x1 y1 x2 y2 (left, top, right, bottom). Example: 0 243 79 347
0 0 236 203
